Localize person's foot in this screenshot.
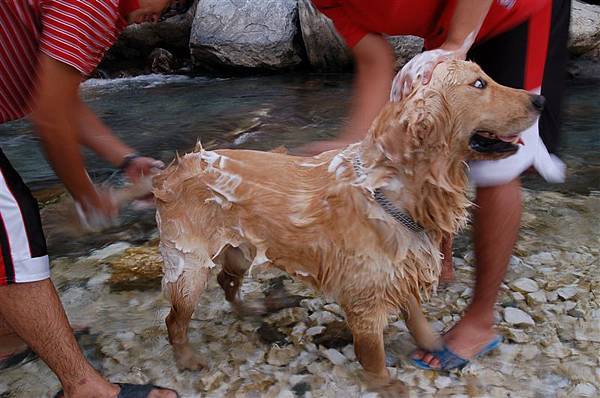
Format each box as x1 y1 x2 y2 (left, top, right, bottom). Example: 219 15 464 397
411 316 497 369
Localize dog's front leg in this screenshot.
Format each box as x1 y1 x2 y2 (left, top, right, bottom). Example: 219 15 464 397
346 311 408 398
164 266 210 371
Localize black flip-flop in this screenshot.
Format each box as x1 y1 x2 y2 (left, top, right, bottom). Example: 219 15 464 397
0 348 37 372
0 327 91 373
54 383 180 398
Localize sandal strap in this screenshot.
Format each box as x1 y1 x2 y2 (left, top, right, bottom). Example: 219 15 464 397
117 383 180 398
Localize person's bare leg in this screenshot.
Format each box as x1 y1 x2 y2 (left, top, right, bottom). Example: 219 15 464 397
414 179 521 367
0 314 29 356
0 279 118 397
0 280 177 398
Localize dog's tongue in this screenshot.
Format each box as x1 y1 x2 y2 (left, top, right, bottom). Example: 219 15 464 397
499 134 524 145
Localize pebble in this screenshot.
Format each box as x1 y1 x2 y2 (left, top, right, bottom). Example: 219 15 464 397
322 348 347 366
503 307 535 327
510 277 540 293
557 286 578 300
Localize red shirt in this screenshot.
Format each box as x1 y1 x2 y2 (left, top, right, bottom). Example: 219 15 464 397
0 0 139 124
312 0 549 49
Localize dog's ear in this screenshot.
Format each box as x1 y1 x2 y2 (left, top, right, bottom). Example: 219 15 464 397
371 90 450 164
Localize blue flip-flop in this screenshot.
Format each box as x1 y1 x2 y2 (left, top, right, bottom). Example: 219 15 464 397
410 335 502 371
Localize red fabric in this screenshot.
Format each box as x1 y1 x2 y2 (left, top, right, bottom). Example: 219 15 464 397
524 1 552 90
312 0 550 50
0 0 128 123
119 0 140 17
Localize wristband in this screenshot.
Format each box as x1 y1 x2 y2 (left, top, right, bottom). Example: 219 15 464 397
119 153 140 172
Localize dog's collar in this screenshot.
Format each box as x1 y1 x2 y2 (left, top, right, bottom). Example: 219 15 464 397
352 154 425 234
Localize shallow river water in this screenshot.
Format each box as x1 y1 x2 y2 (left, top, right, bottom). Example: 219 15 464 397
0 74 598 397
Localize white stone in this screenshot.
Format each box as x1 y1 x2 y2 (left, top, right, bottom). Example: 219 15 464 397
88 242 131 260
511 292 525 301
309 311 338 325
276 390 295 398
323 348 346 366
570 383 597 397
557 286 578 300
434 376 453 389
510 277 540 293
305 326 326 336
503 307 535 327
527 290 547 304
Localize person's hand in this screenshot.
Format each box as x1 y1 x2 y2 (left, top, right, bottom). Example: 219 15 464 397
390 46 468 102
74 187 119 231
121 155 165 182
293 138 357 157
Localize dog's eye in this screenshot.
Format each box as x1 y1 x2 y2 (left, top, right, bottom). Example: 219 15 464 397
472 79 487 89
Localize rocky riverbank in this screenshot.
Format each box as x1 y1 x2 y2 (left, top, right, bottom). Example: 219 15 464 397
98 0 600 79
1 188 598 397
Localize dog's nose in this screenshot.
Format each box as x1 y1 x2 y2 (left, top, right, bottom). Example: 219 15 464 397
531 94 545 111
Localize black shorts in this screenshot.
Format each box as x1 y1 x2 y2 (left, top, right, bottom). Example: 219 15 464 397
468 0 571 155
0 148 49 286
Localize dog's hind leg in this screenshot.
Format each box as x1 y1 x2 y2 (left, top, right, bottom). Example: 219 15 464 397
404 294 442 352
216 246 249 304
164 265 210 371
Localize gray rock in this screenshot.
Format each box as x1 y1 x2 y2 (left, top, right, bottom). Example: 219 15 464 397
297 0 352 71
387 36 424 71
267 345 299 366
109 3 197 63
570 383 598 398
147 48 176 74
503 307 535 327
322 348 346 366
510 277 540 293
527 290 547 305
506 328 530 343
569 1 600 56
190 0 302 70
557 286 578 300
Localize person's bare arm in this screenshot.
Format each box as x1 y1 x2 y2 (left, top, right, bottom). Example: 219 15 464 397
75 101 134 167
75 101 163 181
391 0 493 100
343 33 396 141
30 54 112 217
296 33 395 154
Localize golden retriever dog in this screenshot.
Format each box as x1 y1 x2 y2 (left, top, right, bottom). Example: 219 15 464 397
153 60 543 394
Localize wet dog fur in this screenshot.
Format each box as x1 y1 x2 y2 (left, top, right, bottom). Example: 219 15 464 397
153 61 542 394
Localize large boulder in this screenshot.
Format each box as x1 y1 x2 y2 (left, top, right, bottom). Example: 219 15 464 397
100 2 198 75
387 36 424 71
190 0 302 71
569 1 600 56
297 0 352 71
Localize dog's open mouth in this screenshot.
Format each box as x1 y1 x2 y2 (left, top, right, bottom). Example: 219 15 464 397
469 130 523 153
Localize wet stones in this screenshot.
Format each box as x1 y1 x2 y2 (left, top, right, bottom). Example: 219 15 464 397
503 307 536 327
509 277 540 293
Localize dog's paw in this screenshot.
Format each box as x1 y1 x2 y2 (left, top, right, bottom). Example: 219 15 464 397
369 378 409 398
174 345 207 371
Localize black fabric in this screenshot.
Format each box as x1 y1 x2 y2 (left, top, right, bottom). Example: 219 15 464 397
54 383 180 398
467 0 571 155
0 148 47 263
539 0 571 155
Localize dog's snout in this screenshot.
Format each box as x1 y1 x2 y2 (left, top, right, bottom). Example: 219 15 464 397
530 94 545 112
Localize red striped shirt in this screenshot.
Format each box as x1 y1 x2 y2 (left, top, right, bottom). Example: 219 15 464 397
0 0 137 124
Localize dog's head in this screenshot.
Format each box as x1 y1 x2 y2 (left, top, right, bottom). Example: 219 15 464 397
371 60 543 164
